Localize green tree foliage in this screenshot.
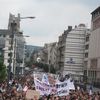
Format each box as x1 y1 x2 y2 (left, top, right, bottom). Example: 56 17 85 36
25 51 37 68
0 60 7 82
0 50 7 81
24 49 56 74
32 62 56 74
43 64 49 72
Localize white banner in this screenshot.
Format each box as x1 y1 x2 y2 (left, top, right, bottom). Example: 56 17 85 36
34 78 50 95
42 73 49 85
66 79 75 90
55 81 69 96
34 74 75 96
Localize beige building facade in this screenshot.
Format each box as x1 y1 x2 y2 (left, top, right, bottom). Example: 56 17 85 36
34 42 58 70
87 6 100 83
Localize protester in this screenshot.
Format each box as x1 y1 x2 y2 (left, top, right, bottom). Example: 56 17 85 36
0 72 100 100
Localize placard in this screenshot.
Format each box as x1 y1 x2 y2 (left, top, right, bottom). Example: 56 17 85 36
26 90 40 100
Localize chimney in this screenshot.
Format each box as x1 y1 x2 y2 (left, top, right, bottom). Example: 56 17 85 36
75 25 77 28
68 26 72 31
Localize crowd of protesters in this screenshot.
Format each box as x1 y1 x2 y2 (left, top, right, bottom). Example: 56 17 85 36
39 90 100 100
0 72 100 100
0 73 35 100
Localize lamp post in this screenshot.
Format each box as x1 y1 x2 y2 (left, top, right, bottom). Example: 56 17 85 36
7 14 35 85
20 16 35 19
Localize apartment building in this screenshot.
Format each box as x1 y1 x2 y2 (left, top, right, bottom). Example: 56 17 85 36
57 26 72 72
87 6 100 83
83 29 91 82
0 14 25 75
43 42 58 69
63 24 89 80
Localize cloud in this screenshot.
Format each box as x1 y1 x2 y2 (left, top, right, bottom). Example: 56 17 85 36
25 36 56 46
0 0 99 46
21 2 92 46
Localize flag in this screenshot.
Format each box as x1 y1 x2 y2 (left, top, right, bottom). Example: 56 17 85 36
66 78 75 90
42 73 49 85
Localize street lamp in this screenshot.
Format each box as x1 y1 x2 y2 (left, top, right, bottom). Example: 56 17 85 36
7 14 35 85
20 16 35 19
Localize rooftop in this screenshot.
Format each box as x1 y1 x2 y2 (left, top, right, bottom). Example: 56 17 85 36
91 6 100 15
0 29 11 35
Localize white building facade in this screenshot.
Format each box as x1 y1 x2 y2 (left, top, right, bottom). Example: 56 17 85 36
63 24 89 79
87 6 100 83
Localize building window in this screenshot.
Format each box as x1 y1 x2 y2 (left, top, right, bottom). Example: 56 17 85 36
9 40 11 44
86 36 89 42
85 44 89 50
93 17 100 30
94 71 97 79
8 52 12 57
84 70 87 76
84 61 88 67
9 35 12 38
8 47 11 50
85 53 88 58
90 59 97 69
3 35 6 37
8 59 12 63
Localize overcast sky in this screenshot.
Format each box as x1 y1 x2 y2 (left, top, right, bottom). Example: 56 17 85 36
0 0 99 46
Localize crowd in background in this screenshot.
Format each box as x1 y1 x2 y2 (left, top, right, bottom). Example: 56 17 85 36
0 73 100 100
39 90 100 100
0 74 34 100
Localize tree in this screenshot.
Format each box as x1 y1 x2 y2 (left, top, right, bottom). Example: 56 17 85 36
43 64 49 72
0 49 7 81
25 51 37 68
0 60 7 82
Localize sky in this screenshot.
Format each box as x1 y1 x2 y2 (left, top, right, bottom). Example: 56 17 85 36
0 0 99 46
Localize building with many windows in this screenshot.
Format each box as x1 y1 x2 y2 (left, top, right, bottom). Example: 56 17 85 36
63 24 90 80
57 26 72 72
83 29 91 82
0 14 25 75
43 42 58 69
87 6 100 83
